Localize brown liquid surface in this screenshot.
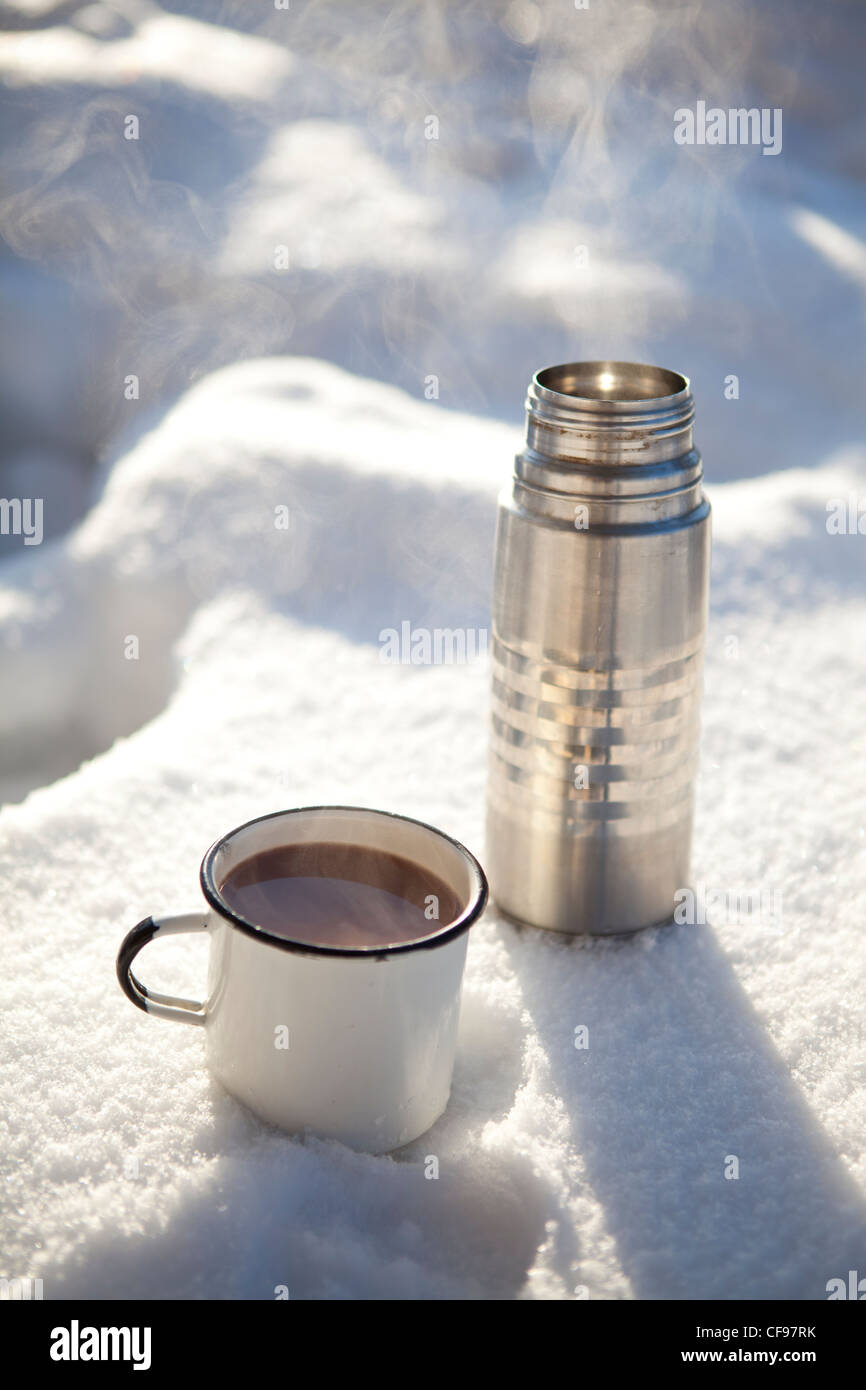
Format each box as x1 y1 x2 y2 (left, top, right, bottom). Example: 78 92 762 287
218 842 462 949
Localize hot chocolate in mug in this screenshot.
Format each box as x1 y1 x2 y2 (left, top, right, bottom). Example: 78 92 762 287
116 806 487 1153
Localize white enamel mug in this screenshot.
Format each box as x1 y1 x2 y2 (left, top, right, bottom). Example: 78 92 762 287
116 806 487 1153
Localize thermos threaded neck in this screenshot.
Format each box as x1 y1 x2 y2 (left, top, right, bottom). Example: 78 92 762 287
518 360 703 521
525 360 695 466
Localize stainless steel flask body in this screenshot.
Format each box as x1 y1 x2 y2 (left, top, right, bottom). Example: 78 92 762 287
486 362 711 934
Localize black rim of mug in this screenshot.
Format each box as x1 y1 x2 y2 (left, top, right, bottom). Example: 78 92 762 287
199 805 489 959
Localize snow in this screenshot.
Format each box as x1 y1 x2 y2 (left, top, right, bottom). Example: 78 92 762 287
0 0 865 1300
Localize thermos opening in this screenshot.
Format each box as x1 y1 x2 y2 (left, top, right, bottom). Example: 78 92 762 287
535 361 688 404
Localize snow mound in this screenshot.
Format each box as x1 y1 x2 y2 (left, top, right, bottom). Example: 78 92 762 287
1 355 865 1299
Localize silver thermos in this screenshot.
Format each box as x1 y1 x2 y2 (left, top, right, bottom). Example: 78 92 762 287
486 361 711 934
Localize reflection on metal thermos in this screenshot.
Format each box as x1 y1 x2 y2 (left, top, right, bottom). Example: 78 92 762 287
486 362 711 934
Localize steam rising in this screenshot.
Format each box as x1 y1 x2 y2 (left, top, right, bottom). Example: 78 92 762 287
0 0 863 541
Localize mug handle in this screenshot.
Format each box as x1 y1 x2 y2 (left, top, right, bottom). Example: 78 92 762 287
116 914 210 1026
